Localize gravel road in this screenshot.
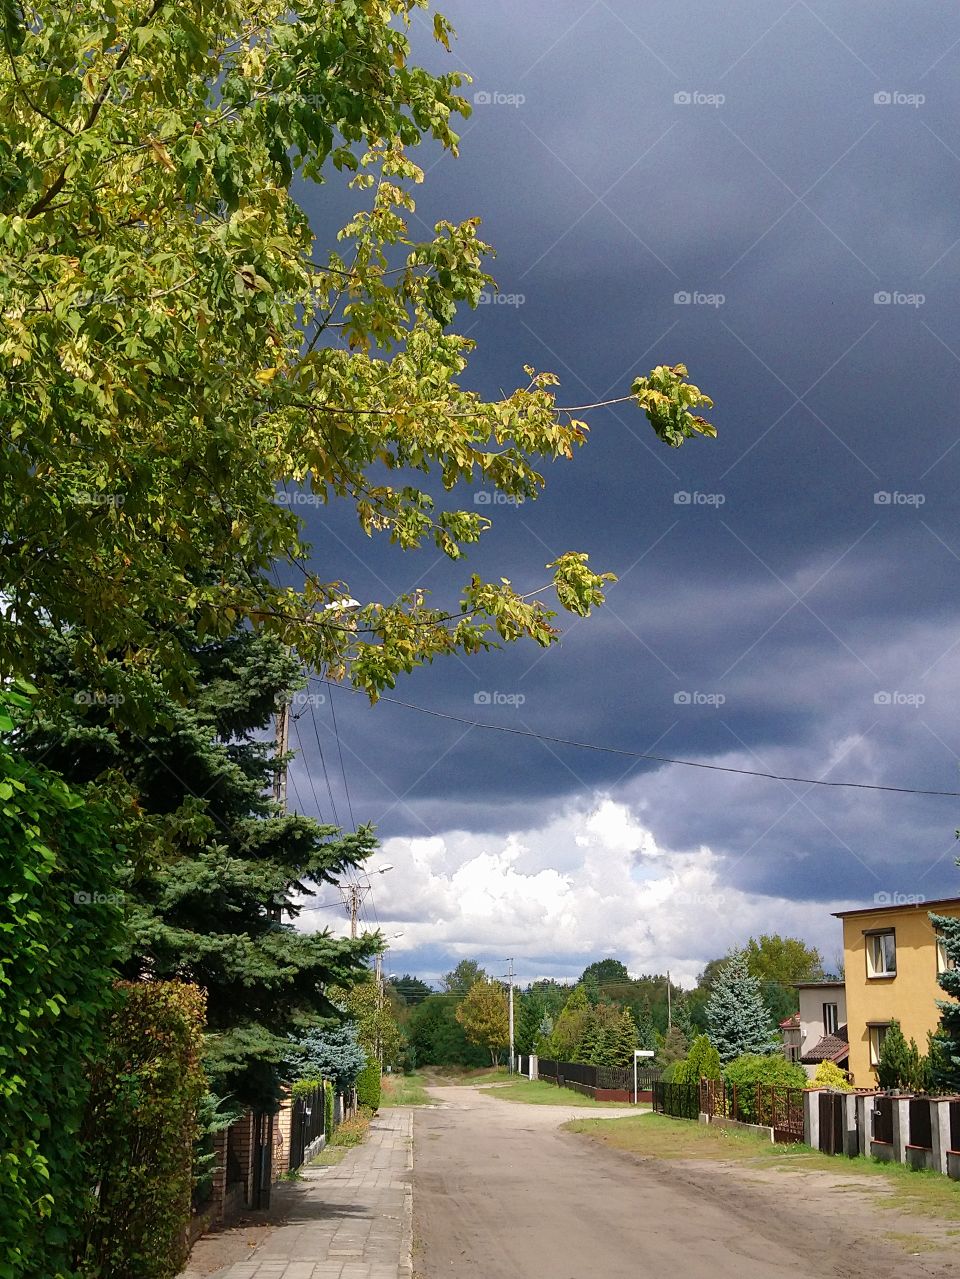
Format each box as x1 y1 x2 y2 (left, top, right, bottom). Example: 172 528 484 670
413 1085 955 1279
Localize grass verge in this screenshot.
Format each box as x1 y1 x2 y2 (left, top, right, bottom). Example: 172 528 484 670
381 1072 433 1106
480 1078 645 1108
567 1112 960 1220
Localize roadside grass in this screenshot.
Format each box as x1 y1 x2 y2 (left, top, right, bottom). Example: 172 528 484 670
480 1078 646 1108
307 1107 374 1168
418 1065 514 1087
381 1072 433 1107
567 1113 960 1221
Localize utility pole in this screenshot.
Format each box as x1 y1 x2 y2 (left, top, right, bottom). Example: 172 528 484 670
375 951 384 1067
273 698 290 811
507 957 515 1075
269 699 290 923
345 884 364 938
667 970 672 1031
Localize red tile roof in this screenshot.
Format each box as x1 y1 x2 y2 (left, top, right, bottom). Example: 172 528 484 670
801 1023 849 1064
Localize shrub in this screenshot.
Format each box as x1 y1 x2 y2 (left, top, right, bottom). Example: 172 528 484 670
812 1060 853 1091
0 692 124 1279
877 1019 912 1090
356 1057 382 1110
324 1080 335 1140
291 1023 365 1092
723 1053 807 1121
291 1077 322 1101
76 981 207 1279
329 1107 373 1148
672 1034 722 1084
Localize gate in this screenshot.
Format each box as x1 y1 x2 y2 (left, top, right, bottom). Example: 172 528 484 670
250 1110 274 1209
818 1091 845 1154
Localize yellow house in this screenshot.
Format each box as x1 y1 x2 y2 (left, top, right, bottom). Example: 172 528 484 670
834 895 960 1085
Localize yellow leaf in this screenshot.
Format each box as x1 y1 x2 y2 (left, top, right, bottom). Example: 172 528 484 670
255 367 278 383
149 139 175 172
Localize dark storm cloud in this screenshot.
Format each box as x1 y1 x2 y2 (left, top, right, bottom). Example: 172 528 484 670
288 0 960 954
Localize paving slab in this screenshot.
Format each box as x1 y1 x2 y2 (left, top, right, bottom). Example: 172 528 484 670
208 1111 412 1279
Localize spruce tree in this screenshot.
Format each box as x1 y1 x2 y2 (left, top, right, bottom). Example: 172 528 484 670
22 628 378 1109
931 911 960 1091
705 951 778 1063
611 1008 639 1067
633 997 658 1051
877 1020 911 1091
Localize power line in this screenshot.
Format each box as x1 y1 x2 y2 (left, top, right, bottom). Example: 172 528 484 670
314 682 960 798
326 682 357 830
290 714 325 822
308 698 342 829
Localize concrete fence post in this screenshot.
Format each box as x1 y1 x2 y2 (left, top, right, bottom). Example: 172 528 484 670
803 1089 821 1150
842 1092 859 1157
892 1096 910 1164
530 1053 538 1081
931 1098 951 1176
855 1093 872 1156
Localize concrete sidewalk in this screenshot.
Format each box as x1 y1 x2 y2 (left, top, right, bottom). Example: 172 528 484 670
208 1110 413 1279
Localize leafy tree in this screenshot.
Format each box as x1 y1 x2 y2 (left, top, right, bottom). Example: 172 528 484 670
931 910 960 1091
1 0 715 697
336 976 404 1072
441 959 486 996
744 934 825 1026
876 1020 912 1090
292 1023 366 1093
391 974 434 1006
580 958 630 1002
455 978 509 1066
526 979 571 1025
812 1060 853 1091
548 984 591 1061
706 951 779 1064
406 995 486 1068
22 628 377 1109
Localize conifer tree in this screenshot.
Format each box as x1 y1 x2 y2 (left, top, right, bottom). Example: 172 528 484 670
611 1008 639 1067
705 951 778 1063
931 911 960 1091
21 628 378 1109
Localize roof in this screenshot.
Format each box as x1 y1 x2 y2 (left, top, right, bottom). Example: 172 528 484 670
833 895 960 920
779 1012 800 1029
793 980 845 989
801 1023 849 1064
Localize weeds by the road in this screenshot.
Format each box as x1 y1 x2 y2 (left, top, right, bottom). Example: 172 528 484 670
481 1079 645 1108
568 1113 960 1221
381 1072 433 1106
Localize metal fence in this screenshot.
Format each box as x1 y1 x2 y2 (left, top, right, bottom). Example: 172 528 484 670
653 1078 804 1141
537 1058 661 1094
872 1094 894 1145
288 1084 325 1172
653 1080 700 1119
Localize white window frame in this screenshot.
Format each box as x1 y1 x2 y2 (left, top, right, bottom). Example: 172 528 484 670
936 934 956 974
822 1002 839 1035
866 930 896 978
868 1023 889 1068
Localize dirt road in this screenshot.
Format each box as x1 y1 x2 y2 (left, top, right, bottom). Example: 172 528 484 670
414 1085 955 1279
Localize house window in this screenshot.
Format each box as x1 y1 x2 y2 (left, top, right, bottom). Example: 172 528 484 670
868 1023 890 1068
937 934 956 974
866 930 896 978
823 1002 839 1035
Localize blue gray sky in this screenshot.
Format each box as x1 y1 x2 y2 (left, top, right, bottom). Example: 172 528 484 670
291 1 960 985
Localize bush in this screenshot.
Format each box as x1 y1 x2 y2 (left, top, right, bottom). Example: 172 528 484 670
812 1060 853 1091
723 1053 807 1121
0 696 124 1279
356 1057 382 1111
291 1023 365 1092
76 981 207 1279
291 1077 322 1101
672 1034 722 1084
329 1106 373 1147
877 1019 911 1090
324 1080 335 1139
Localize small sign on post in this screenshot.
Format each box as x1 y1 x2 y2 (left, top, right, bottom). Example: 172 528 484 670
634 1048 655 1105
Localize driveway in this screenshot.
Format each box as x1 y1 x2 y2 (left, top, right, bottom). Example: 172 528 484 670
414 1085 955 1279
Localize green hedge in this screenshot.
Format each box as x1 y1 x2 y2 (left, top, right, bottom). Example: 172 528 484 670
324 1079 334 1138
0 690 124 1279
76 981 206 1279
355 1057 381 1111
